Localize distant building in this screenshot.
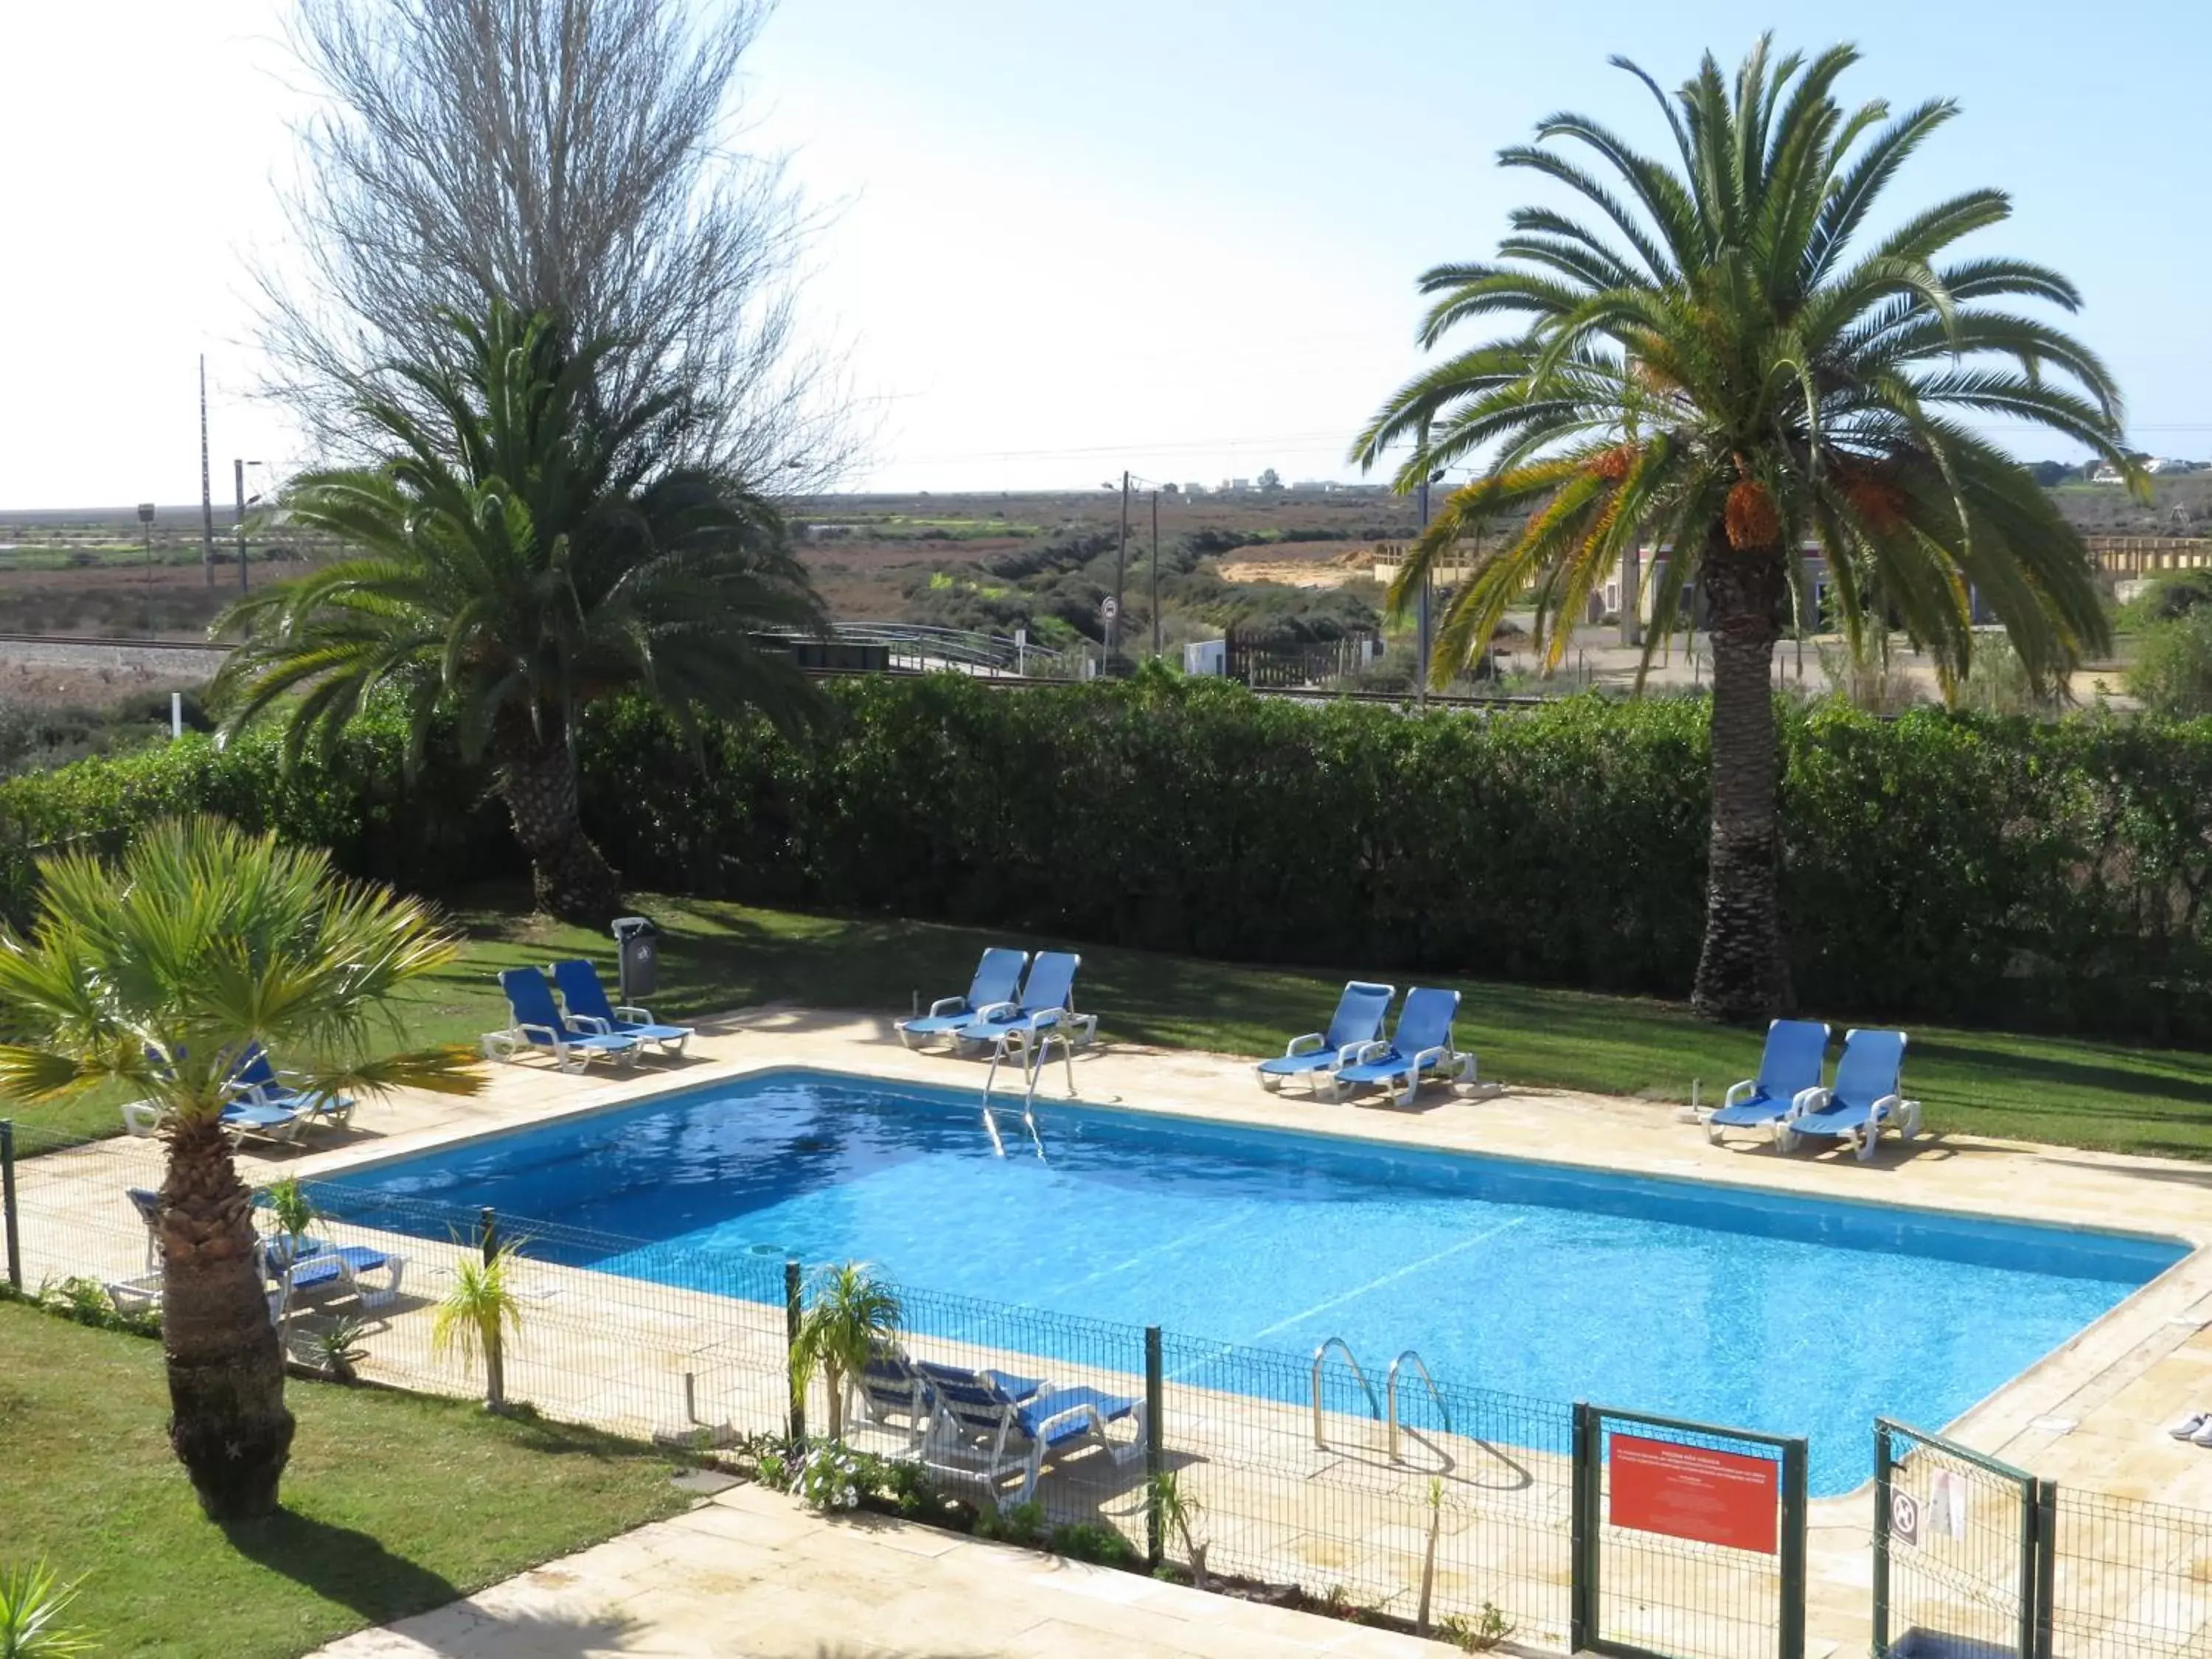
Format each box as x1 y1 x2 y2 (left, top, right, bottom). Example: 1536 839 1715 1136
1182 482 1207 496
1226 478 1251 493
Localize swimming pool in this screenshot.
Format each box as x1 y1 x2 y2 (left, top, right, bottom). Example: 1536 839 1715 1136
319 1068 2187 1494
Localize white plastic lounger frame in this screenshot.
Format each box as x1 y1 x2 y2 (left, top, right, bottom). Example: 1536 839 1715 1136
1326 1043 1478 1107
922 1392 1147 1506
480 1023 637 1073
1783 1091 1924 1161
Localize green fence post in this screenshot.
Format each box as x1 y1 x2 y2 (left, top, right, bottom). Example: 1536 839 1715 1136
0 1120 20 1293
1144 1326 1164 1571
478 1206 497 1266
1570 1402 1596 1654
1780 1436 1809 1659
1872 1422 1893 1658
784 1257 806 1444
2032 1478 2057 1659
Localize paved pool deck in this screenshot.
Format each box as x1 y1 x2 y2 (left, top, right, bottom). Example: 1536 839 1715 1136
310 1479 1443 1659
22 1006 2212 1657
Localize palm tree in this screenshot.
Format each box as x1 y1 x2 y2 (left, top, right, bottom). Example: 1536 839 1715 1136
431 1242 528 1413
0 818 481 1520
1352 39 2132 1023
789 1262 902 1442
212 302 826 923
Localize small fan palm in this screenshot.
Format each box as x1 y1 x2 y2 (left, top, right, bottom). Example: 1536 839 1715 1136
1352 38 2132 1022
212 302 826 923
431 1242 529 1413
0 818 481 1520
790 1262 903 1441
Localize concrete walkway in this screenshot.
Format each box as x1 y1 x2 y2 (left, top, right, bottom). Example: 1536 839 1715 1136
311 1482 1442 1659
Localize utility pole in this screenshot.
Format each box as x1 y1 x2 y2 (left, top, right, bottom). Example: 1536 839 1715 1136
1113 470 1130 662
198 358 215 588
1150 487 1161 656
234 460 248 595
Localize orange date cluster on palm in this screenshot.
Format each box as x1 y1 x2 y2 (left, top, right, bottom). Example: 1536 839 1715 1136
1724 480 1782 551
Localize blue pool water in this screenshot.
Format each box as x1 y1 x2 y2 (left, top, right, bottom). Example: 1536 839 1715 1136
320 1069 2185 1494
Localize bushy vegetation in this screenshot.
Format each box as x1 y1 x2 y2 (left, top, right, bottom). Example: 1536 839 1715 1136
8 675 2212 1042
898 526 1382 648
2126 575 2212 717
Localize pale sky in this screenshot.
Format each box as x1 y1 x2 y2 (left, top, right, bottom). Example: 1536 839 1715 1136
3 0 2208 507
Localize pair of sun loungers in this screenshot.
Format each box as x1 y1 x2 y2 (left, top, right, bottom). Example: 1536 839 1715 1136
1705 1020 1921 1161
1254 981 1478 1107
108 1186 406 1324
482 960 695 1071
119 1041 358 1146
895 949 1099 1066
851 1343 1147 1506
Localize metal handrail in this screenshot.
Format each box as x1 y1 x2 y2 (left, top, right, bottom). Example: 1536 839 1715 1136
978 1021 1076 1159
1311 1336 1382 1450
1386 1348 1453 1464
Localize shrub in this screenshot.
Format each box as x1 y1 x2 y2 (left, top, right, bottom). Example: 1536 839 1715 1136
2130 610 2212 717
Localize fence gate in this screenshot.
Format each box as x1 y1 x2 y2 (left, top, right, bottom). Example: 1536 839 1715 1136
1571 1403 1808 1659
1873 1418 2051 1659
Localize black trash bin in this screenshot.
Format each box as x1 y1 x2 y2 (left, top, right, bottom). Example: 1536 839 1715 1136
611 916 659 1005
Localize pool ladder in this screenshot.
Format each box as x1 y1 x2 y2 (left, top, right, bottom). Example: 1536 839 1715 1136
978 1023 1077 1159
1310 1338 1454 1464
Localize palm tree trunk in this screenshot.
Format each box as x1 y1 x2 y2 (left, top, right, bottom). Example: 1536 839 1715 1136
485 1328 505 1413
1691 546 1794 1024
493 710 624 924
160 1116 295 1521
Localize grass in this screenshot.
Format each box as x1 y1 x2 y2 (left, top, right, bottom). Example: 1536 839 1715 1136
0 1300 691 1658
18 885 2212 1158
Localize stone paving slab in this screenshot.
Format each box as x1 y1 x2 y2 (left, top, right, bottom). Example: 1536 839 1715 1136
310 1484 1444 1658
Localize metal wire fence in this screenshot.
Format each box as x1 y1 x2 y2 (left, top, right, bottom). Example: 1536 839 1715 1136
1576 1405 1804 1659
2045 1488 2212 1659
1874 1419 2040 1659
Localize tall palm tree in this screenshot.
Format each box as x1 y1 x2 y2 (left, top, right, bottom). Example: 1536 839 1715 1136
1353 39 2132 1023
0 818 481 1520
212 302 826 923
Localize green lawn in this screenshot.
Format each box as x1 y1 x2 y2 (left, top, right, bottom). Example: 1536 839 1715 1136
19 885 2212 1158
0 1301 691 1658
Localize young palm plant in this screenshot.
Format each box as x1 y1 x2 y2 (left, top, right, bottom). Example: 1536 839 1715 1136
790 1262 903 1442
0 818 481 1520
211 301 826 923
431 1242 528 1413
1352 38 2132 1022
0 1562 92 1659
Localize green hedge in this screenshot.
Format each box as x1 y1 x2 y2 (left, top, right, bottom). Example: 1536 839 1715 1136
0 711 514 920
7 677 2211 1042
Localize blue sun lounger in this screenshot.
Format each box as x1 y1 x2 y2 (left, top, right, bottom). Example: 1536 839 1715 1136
897 948 1029 1050
1705 1019 1829 1148
257 1235 408 1313
849 1343 1047 1449
551 959 694 1056
917 1361 1147 1505
484 967 641 1071
953 951 1095 1051
230 1043 356 1131
1326 987 1475 1107
1783 1028 1921 1161
1256 981 1395 1096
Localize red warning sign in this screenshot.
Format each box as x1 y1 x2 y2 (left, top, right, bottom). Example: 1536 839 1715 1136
1609 1436 1779 1554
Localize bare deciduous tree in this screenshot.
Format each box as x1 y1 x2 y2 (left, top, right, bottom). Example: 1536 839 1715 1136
260 0 853 488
